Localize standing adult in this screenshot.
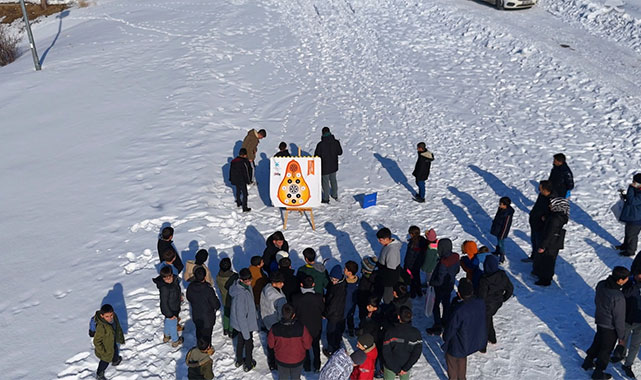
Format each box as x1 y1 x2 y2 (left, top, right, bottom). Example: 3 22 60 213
611 269 641 378
229 148 253 212
548 153 574 198
523 180 551 263
229 268 259 372
426 238 460 335
381 306 422 380
617 173 641 257
241 128 267 182
261 272 287 371
533 197 569 287
268 303 313 380
582 266 630 380
186 267 221 350
292 275 325 373
314 127 343 204
376 227 402 304
477 255 513 349
157 226 184 273
411 142 434 203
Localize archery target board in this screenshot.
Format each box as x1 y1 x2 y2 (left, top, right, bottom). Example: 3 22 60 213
270 157 322 208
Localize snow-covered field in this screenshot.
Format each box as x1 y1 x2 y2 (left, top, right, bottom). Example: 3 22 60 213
2 0 641 379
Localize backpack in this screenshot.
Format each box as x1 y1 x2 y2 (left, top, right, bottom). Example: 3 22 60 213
89 316 96 337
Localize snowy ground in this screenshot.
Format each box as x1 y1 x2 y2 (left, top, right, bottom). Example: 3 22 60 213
2 0 641 379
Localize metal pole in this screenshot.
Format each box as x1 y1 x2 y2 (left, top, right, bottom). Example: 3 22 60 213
19 0 41 71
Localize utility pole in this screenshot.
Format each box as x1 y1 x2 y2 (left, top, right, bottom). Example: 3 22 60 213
19 0 41 71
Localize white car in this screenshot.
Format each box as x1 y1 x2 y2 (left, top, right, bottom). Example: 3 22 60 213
486 0 537 9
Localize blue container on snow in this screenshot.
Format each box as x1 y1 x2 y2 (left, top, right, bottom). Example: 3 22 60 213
363 192 377 208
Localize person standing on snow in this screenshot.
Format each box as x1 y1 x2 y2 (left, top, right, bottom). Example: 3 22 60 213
411 142 434 203
547 153 574 198
616 173 641 257
376 227 402 305
522 180 551 263
477 254 513 351
229 148 253 212
490 196 515 264
241 128 266 183
314 127 343 204
533 197 569 287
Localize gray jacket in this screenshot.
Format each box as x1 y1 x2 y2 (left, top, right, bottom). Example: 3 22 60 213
594 276 626 339
229 280 259 339
260 284 286 330
379 239 402 270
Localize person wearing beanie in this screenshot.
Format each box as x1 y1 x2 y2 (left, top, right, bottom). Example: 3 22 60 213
185 249 214 286
411 141 435 203
460 241 482 290
229 268 258 372
533 196 569 286
422 229 439 286
582 266 630 379
617 173 641 257
382 306 422 380
357 256 381 326
186 267 221 350
268 303 313 379
548 153 574 198
427 238 460 335
229 147 253 212
292 275 325 373
261 271 287 370
478 255 513 350
376 227 403 304
314 126 343 203
297 247 330 295
324 264 348 356
490 196 515 263
405 226 427 298
443 278 487 380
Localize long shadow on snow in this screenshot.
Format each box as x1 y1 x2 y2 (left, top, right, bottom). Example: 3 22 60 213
256 152 272 206
39 10 69 65
101 283 128 334
469 165 534 213
325 221 360 264
221 140 244 190
229 225 265 271
361 221 383 256
373 153 415 196
289 143 312 157
181 240 200 287
441 197 493 249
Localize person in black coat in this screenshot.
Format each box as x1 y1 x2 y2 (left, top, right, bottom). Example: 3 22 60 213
274 141 291 157
427 239 460 335
153 266 183 346
411 141 434 203
229 148 253 212
477 255 513 348
611 270 641 378
157 226 184 273
382 306 423 379
523 180 552 263
490 196 514 264
548 153 574 198
262 231 289 273
314 127 343 203
292 275 325 372
187 267 221 348
405 226 427 298
533 197 569 286
324 265 347 356
278 257 300 303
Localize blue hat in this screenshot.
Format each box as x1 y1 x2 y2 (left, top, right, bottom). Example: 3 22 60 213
330 265 343 280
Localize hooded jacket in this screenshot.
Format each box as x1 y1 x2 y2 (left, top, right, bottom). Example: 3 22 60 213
297 262 330 295
412 150 434 181
594 276 626 339
490 205 515 240
422 240 439 274
540 205 569 253
442 296 487 358
478 255 513 311
186 281 221 330
429 239 460 294
268 319 313 367
260 284 286 330
229 280 259 339
292 288 325 338
325 278 348 322
621 185 641 224
157 239 184 273
241 129 260 161
229 155 253 185
249 265 268 306
152 274 181 318
262 234 290 273
548 162 574 197
314 133 343 175
185 347 214 380
216 269 237 308
93 310 125 362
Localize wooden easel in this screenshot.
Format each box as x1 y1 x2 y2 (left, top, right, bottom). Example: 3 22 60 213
283 207 315 230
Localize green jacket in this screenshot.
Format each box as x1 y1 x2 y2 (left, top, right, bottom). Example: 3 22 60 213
93 311 125 362
422 241 440 275
186 347 214 380
297 263 329 295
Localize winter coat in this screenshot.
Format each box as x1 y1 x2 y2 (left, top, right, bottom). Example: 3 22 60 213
314 133 343 175
279 266 300 302
268 319 313 367
325 279 347 322
153 274 181 318
297 262 330 295
358 311 384 345
241 129 260 161
249 265 268 306
429 239 460 295
262 234 290 273
216 270 237 308
157 239 184 273
260 284 287 330
442 297 487 358
319 348 355 380
350 346 378 380
274 149 291 157
229 280 259 339
490 205 514 240
93 311 125 362
529 193 550 231
229 156 252 185
186 281 221 330
623 278 641 324
412 150 434 181
379 239 402 287
621 186 641 224
594 276 626 339
382 322 422 374
292 288 325 338
357 271 382 312
539 210 569 253
185 347 214 380
384 295 412 326
548 162 574 197
184 260 214 286
344 276 359 318
460 255 482 290
422 241 439 274
404 236 427 272
478 256 513 312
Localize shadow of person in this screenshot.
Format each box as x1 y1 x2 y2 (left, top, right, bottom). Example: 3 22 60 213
441 197 493 248
325 221 359 263
289 143 312 157
468 165 534 213
360 221 381 255
222 140 244 190
101 283 128 334
181 240 200 286
256 153 272 207
373 153 415 196
39 9 70 65
570 200 619 247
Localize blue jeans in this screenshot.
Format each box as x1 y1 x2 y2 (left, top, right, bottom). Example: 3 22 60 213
321 172 338 201
416 180 425 199
164 317 178 342
496 239 506 258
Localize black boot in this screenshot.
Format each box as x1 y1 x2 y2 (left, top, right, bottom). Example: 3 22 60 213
581 358 595 371
622 365 636 378
591 370 612 379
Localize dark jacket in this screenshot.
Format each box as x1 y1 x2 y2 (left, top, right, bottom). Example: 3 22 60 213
279 266 300 302
292 288 325 338
157 239 184 272
430 239 460 295
540 211 569 253
263 234 289 273
324 279 347 322
358 310 385 345
186 281 221 330
93 311 125 362
153 275 181 318
378 239 402 288
490 205 514 240
274 149 291 157
216 270 237 308
185 347 214 380
623 278 641 324
595 276 626 339
357 271 382 312
314 133 343 175
478 256 513 312
382 322 422 374
442 297 487 358
268 319 313 367
412 150 434 181
384 295 412 326
548 163 574 197
621 186 641 224
404 236 427 271
297 262 330 295
229 156 252 185
529 193 550 231
344 277 359 318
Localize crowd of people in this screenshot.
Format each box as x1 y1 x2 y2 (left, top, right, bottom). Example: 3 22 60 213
89 127 641 380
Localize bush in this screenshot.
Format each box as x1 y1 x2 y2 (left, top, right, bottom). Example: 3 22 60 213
0 25 20 67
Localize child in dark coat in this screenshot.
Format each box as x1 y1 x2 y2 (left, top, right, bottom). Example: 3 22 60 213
153 266 183 347
324 265 347 357
229 148 253 212
357 256 381 326
405 226 427 298
292 275 325 372
490 196 514 263
157 226 184 272
382 306 423 379
427 238 460 335
478 255 513 349
343 260 360 337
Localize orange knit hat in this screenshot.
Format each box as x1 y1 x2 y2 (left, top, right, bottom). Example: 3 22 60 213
462 241 478 258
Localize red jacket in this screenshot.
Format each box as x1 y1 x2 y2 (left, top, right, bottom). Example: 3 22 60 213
350 346 378 380
268 319 312 367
